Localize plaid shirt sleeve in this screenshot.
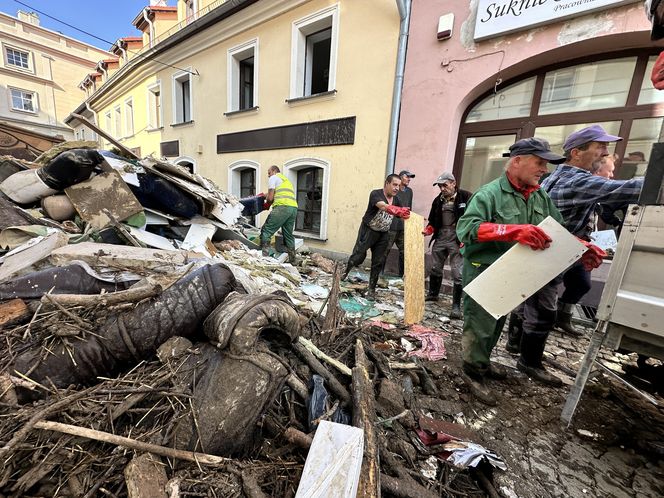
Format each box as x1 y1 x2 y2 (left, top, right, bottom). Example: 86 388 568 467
545 167 643 235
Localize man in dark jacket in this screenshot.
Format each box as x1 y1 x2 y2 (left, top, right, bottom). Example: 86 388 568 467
423 172 472 319
342 174 411 300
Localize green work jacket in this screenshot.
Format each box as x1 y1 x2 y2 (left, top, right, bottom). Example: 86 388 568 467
456 174 563 265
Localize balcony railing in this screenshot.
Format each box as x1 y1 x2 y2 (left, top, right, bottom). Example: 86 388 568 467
135 0 226 56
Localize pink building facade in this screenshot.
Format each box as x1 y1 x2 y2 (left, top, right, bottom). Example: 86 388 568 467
397 0 662 218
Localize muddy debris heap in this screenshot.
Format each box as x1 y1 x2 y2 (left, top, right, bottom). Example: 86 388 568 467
0 142 506 498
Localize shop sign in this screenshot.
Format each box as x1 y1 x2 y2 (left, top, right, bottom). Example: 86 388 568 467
474 0 637 41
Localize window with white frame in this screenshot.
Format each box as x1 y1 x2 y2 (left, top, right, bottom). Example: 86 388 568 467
9 88 36 113
147 82 162 129
173 71 192 124
228 161 260 225
5 46 30 70
227 40 258 112
104 111 112 133
290 6 339 99
185 0 197 22
285 158 329 239
114 106 122 138
124 98 134 136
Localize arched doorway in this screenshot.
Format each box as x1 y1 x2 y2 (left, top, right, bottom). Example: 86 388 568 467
174 156 196 174
455 50 664 192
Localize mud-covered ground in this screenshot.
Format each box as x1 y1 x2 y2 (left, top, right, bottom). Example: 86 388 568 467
399 290 664 498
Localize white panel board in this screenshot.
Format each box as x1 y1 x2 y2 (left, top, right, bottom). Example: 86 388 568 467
295 420 364 498
463 216 586 319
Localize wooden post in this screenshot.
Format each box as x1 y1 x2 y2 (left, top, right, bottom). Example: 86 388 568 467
323 263 341 335
404 213 425 324
352 339 380 497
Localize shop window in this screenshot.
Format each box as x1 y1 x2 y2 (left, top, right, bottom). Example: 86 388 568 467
459 135 515 193
458 52 664 191
638 55 664 105
618 117 664 180
465 77 535 123
124 98 134 137
173 70 192 124
534 121 620 166
290 6 338 99
295 167 323 235
228 40 257 113
9 88 36 113
147 82 162 129
539 58 637 115
5 46 30 70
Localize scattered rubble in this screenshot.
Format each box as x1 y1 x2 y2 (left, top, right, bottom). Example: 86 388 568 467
0 142 663 497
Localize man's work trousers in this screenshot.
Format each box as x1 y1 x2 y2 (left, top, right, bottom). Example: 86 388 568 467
260 205 297 250
347 224 390 289
461 259 558 374
559 260 592 305
383 230 405 276
430 232 462 285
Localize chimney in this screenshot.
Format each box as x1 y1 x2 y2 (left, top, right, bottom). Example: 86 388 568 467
17 10 40 26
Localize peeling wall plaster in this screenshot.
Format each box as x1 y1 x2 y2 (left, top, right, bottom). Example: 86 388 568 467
460 0 478 51
557 14 615 46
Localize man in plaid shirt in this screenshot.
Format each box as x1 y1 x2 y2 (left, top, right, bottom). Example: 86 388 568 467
540 125 644 336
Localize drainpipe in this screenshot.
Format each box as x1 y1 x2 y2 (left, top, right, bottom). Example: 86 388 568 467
143 8 154 47
97 63 107 82
386 0 411 177
119 44 128 64
85 101 100 146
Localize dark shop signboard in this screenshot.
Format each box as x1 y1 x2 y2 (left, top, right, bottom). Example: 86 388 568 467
474 0 636 40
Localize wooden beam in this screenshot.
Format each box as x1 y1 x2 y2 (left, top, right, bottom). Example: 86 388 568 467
70 113 140 160
404 213 425 324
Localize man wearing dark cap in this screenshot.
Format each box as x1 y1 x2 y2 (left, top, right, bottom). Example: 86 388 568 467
383 170 415 276
342 174 411 300
541 125 644 337
423 172 472 319
456 138 605 405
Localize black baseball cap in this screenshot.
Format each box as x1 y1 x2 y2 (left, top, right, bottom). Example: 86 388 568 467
502 137 566 164
398 170 415 178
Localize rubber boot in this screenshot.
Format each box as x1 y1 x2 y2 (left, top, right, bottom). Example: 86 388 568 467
425 275 442 302
461 363 497 406
287 248 297 265
365 271 379 300
260 239 270 257
554 302 582 337
450 283 463 319
517 332 562 387
506 313 523 354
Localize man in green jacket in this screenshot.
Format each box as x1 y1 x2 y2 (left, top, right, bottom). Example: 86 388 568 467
456 138 604 405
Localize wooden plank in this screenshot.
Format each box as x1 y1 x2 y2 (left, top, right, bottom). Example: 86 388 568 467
70 113 140 160
463 216 586 319
65 171 143 230
0 231 69 281
124 454 168 498
404 212 425 325
0 299 29 327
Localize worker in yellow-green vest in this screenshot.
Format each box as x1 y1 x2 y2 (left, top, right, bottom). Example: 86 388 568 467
260 165 299 264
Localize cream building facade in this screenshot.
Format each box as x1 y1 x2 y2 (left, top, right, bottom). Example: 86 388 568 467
0 10 111 153
68 0 402 256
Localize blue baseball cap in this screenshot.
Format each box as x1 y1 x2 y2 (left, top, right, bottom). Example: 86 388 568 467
563 125 622 152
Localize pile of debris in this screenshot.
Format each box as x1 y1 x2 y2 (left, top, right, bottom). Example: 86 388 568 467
0 142 501 497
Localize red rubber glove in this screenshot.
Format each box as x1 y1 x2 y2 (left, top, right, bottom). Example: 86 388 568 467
263 200 271 210
652 51 664 90
422 224 434 236
579 241 607 271
385 205 411 219
477 223 551 250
